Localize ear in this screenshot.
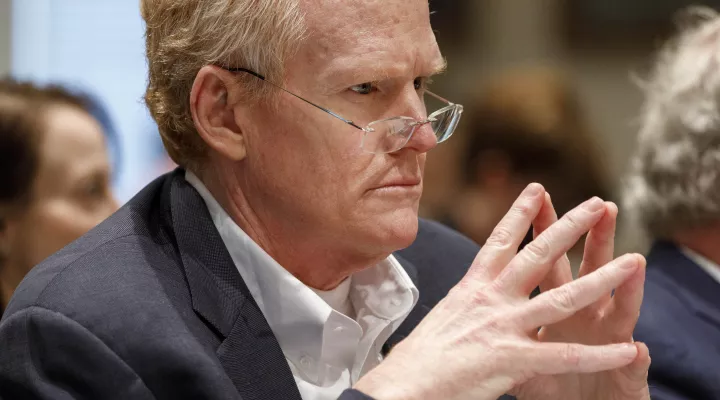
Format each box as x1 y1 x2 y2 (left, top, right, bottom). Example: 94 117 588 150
190 66 247 161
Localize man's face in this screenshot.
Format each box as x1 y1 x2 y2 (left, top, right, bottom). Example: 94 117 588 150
237 0 444 261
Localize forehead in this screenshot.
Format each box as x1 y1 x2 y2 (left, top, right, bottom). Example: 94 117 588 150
298 0 444 82
40 106 106 168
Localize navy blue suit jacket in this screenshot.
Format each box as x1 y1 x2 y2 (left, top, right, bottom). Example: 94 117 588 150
634 241 720 399
0 170 514 400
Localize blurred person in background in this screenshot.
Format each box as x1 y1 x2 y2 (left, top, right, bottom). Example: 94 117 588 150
0 79 118 315
446 68 611 268
626 7 720 400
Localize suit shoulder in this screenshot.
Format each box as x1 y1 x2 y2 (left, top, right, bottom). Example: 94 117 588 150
636 270 690 334
635 268 712 368
6 234 181 319
396 219 479 301
404 218 479 263
4 174 179 321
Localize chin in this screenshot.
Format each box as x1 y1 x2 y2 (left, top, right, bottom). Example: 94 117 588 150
358 206 420 255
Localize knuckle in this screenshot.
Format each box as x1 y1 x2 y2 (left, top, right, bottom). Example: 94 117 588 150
548 286 577 312
561 211 582 231
481 315 505 333
453 277 472 292
560 344 582 367
594 264 614 282
523 236 550 263
470 289 496 309
486 226 514 248
511 202 533 219
592 231 613 245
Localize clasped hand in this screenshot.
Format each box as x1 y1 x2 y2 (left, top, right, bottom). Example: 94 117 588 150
356 184 650 400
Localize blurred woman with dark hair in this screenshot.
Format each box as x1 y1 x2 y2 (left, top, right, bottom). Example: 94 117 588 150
447 67 611 267
0 79 118 313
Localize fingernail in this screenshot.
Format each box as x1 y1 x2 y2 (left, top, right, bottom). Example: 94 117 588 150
525 183 542 196
583 197 603 212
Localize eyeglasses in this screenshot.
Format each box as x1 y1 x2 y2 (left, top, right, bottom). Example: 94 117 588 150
225 67 463 154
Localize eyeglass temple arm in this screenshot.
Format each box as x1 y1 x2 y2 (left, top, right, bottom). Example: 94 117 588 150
425 89 453 105
226 67 365 131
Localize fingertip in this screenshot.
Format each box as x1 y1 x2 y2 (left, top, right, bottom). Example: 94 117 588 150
614 342 639 360
525 182 545 197
616 253 641 272
630 342 651 374
631 253 647 269
604 201 619 217
635 341 650 358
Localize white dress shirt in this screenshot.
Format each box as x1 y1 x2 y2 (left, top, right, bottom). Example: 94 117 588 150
680 246 720 285
186 172 419 400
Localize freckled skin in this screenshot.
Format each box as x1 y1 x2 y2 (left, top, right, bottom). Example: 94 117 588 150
207 0 445 289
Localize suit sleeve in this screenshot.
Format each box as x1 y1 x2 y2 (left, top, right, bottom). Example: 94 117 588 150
0 306 155 400
339 389 375 399
648 384 696 400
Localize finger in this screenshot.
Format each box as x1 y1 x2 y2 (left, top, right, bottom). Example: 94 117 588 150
578 202 617 278
612 342 651 396
608 257 647 339
533 193 573 293
466 183 545 282
518 254 642 330
496 197 606 296
627 342 652 381
529 342 637 376
577 202 618 310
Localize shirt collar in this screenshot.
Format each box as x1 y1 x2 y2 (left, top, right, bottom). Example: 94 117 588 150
185 171 418 375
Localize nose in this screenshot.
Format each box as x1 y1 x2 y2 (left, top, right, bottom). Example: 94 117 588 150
394 86 437 154
402 120 437 153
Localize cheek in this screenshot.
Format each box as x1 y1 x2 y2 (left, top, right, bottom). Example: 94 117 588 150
249 104 371 203
19 200 104 264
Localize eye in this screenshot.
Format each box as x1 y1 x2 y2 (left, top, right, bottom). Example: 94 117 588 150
85 180 105 198
77 174 109 203
350 82 376 95
414 77 431 91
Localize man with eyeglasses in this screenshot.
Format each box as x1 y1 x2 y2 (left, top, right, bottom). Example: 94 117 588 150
0 0 650 399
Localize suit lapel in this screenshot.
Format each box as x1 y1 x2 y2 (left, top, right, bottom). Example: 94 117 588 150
167 171 302 400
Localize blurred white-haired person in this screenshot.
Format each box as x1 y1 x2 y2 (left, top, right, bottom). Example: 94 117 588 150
628 7 720 400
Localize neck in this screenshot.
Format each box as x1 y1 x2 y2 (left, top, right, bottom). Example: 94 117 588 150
673 224 720 266
194 165 382 290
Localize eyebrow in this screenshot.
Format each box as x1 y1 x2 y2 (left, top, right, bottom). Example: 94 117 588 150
320 56 448 89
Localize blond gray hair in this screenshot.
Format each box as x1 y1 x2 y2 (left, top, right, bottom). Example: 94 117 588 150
625 7 720 237
141 0 306 168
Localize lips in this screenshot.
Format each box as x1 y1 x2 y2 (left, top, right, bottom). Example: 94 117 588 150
371 177 422 190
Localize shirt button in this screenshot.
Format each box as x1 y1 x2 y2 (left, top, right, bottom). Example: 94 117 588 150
391 298 402 307
333 325 345 333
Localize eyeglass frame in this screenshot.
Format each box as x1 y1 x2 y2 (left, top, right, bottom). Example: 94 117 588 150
223 67 462 152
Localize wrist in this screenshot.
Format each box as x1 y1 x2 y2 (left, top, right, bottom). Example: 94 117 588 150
353 348 426 400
